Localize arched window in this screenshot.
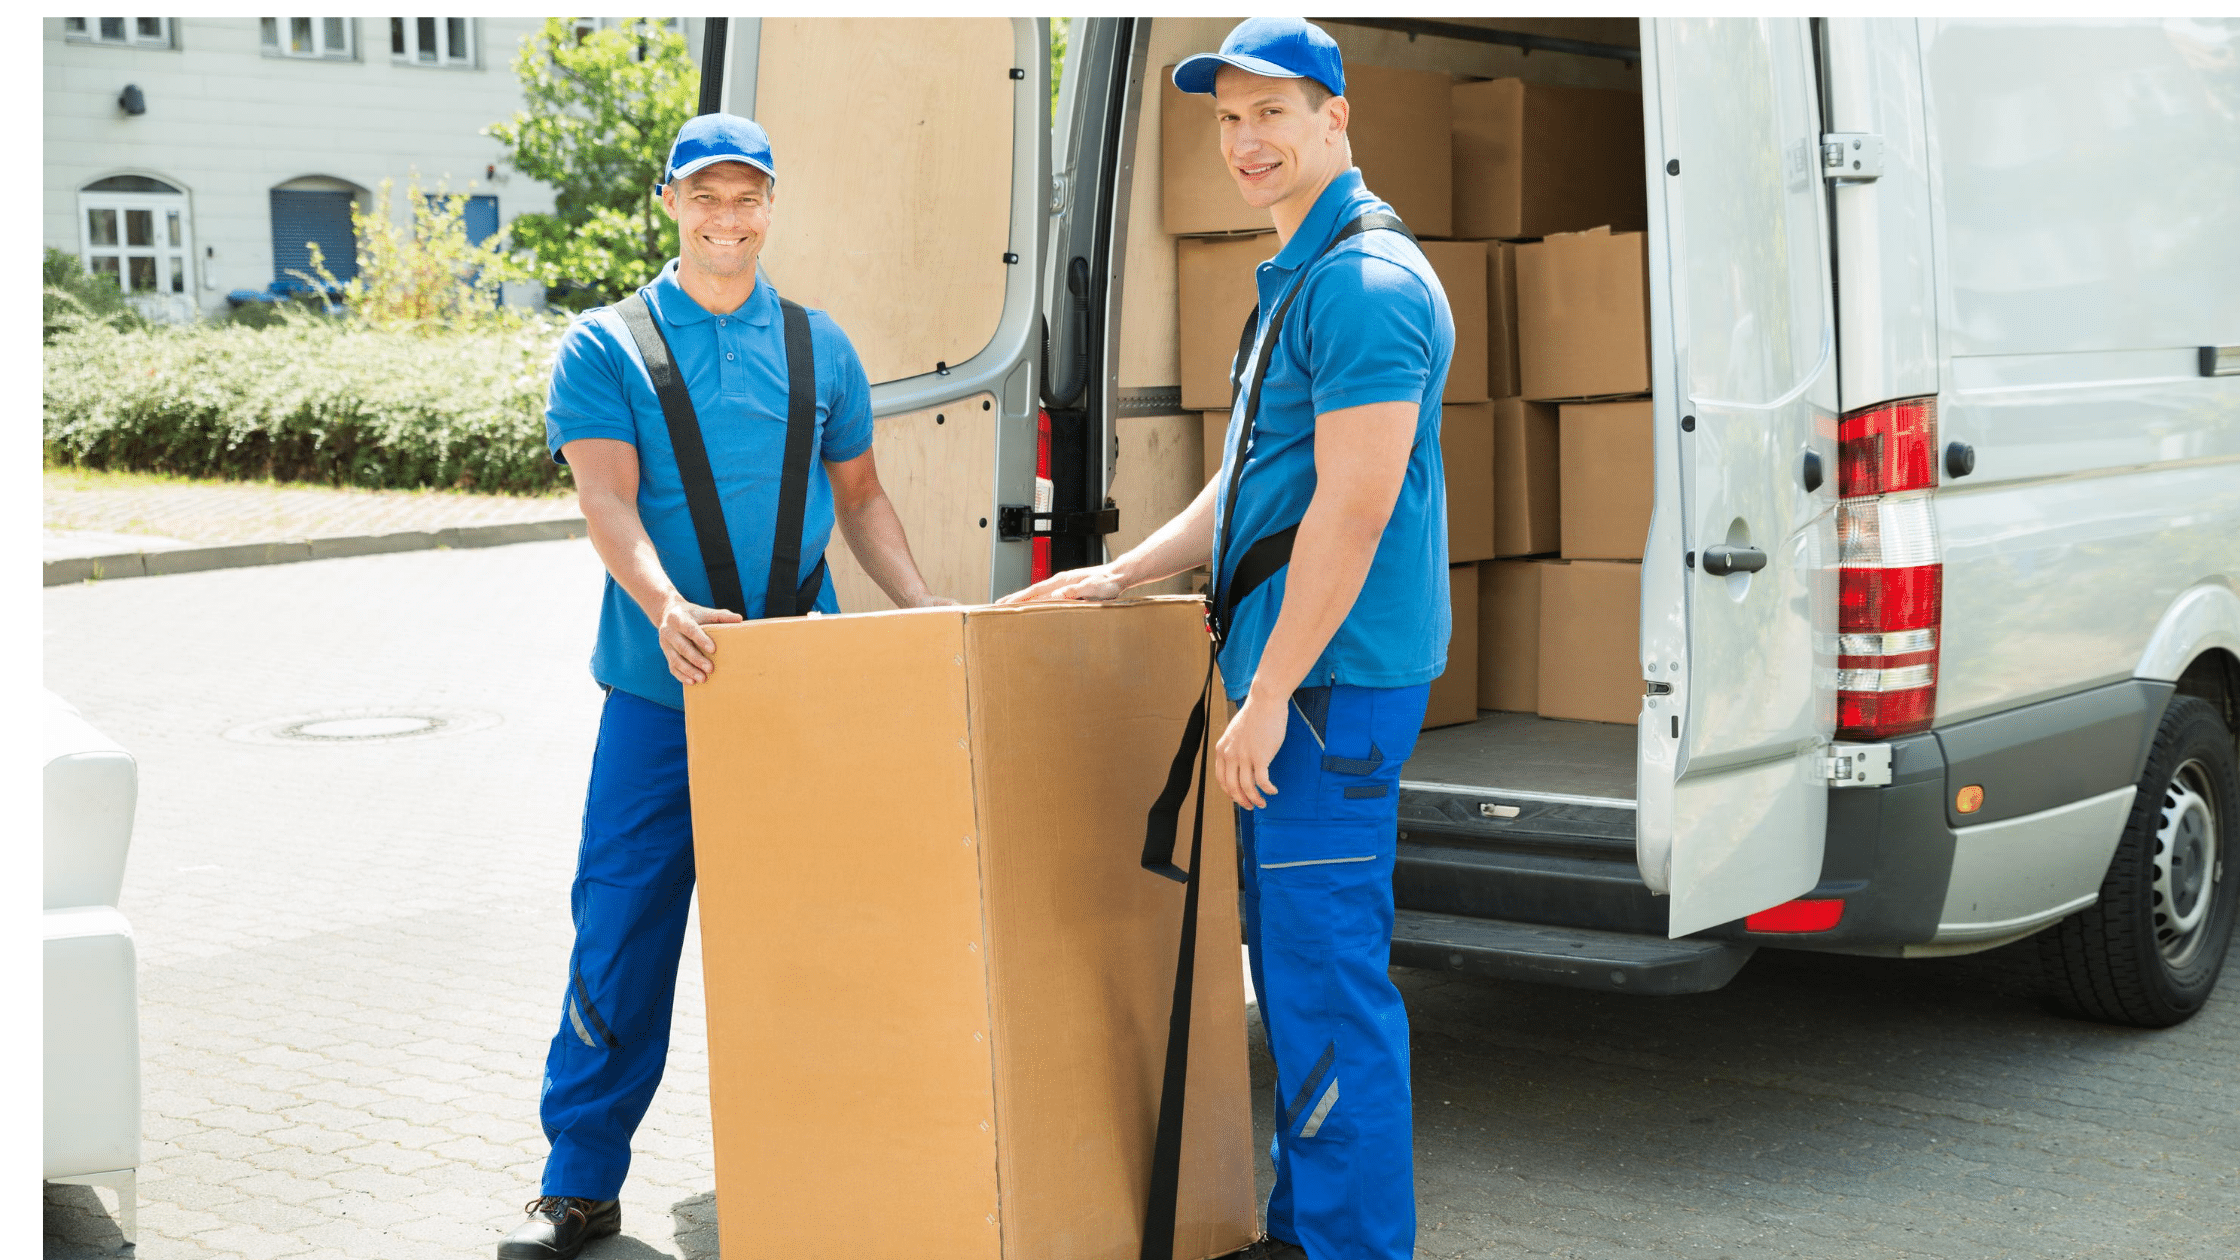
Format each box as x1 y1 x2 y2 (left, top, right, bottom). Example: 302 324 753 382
269 176 366 292
77 173 195 321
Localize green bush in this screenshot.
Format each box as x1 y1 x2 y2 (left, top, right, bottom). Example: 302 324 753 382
43 316 574 493
44 247 147 342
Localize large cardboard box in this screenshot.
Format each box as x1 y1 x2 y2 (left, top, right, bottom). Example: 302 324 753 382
1482 241 1521 400
1203 411 1230 486
1442 402 1495 563
1516 227 1650 401
1537 560 1642 726
685 600 1258 1260
1493 398 1561 557
1477 558 1546 713
1162 63 1455 238
1425 562 1480 729
1558 400 1653 561
1161 72 1265 236
1451 78 1648 240
1420 240 1489 403
1177 232 1280 411
1346 62 1455 240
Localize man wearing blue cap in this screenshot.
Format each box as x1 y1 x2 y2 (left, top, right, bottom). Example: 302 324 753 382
1005 17 1453 1260
499 113 953 1259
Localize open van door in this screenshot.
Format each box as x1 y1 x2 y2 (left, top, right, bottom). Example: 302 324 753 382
1636 18 1841 937
710 18 1050 604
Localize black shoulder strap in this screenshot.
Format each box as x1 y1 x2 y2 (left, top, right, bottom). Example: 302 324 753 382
766 297 825 618
615 292 746 617
1138 209 1412 1260
612 290 825 620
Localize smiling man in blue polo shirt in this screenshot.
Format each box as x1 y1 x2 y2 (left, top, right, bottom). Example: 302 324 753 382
499 114 952 1260
1004 18 1453 1260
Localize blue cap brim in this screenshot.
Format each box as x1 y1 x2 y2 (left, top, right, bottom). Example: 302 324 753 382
665 153 776 187
1173 52 1305 96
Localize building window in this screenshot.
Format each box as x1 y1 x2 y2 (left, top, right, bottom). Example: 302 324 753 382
62 17 176 49
269 179 364 291
570 17 685 60
261 16 354 60
78 174 196 321
390 16 473 67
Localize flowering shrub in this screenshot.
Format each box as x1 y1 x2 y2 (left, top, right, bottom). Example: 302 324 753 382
43 316 573 493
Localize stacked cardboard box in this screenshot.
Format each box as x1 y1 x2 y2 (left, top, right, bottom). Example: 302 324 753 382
1424 562 1479 729
685 600 1258 1260
1537 559 1642 726
1516 226 1651 402
1476 557 1546 713
1451 78 1647 240
1558 399 1652 561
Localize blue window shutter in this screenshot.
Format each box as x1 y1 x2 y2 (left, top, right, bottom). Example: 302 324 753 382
269 190 358 290
463 195 499 245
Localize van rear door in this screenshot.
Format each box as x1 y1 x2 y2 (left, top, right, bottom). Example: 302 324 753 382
709 18 1051 604
1636 18 1841 937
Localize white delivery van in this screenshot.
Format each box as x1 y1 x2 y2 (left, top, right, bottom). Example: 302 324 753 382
704 17 2240 1027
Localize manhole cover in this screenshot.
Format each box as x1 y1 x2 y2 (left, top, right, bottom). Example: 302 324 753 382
225 708 501 747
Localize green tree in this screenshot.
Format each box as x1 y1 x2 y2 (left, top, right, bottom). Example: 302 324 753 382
486 17 694 310
297 173 527 332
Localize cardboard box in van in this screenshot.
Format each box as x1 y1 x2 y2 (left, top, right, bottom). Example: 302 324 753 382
1176 232 1280 410
1420 240 1489 403
1477 557 1547 713
684 600 1258 1260
1493 398 1561 557
1425 561 1480 728
1481 241 1521 400
1451 78 1648 240
1537 559 1642 726
1345 62 1455 240
1443 401 1496 563
1161 71 1266 236
1516 227 1651 401
1558 400 1653 561
1203 411 1229 485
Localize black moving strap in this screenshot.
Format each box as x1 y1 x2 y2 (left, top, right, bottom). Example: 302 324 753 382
613 291 824 619
1138 210 1413 1260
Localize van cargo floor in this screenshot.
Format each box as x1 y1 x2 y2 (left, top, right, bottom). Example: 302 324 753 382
1404 711 1636 802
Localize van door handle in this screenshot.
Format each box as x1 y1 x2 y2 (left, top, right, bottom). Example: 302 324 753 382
1701 545 1767 576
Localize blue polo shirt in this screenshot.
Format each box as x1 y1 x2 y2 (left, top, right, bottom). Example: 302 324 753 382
545 260 873 710
1210 168 1455 701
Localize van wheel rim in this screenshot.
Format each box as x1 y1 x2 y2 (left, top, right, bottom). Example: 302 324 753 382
2152 758 2217 967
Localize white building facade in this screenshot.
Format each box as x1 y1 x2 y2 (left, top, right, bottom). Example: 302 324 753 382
43 16 700 319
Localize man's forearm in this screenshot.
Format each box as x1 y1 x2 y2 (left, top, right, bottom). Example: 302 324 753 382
1110 476 1221 590
1244 494 1384 700
581 488 686 620
835 491 934 606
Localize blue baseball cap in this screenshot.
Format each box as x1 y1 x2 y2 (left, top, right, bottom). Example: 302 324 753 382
1173 17 1345 99
662 113 775 190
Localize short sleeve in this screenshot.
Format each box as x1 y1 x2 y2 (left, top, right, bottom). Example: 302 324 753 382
817 313 874 464
544 312 640 465
1298 251 1438 417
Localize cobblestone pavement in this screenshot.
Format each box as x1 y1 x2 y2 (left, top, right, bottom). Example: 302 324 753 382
43 469 578 560
42 541 2240 1259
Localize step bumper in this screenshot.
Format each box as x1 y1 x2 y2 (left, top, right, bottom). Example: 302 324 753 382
1391 909 1757 996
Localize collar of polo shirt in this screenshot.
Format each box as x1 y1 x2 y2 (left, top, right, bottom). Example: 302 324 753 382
646 258 777 328
1267 167 1371 274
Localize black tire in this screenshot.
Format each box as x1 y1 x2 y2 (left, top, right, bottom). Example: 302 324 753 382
2038 695 2239 1028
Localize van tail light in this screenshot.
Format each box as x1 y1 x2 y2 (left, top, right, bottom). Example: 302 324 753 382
1031 409 1053 583
1837 396 1937 497
1836 396 1943 740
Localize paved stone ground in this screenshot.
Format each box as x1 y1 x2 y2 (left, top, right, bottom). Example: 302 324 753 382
42 541 2240 1259
43 469 578 561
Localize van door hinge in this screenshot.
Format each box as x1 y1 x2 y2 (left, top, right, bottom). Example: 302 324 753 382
997 504 1118 541
1824 743 1893 788
1821 133 1884 182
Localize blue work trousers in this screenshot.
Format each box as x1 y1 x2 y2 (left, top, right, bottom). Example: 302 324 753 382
539 688 697 1200
1239 683 1428 1260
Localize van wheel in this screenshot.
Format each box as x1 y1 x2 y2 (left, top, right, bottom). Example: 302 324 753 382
2038 696 2238 1027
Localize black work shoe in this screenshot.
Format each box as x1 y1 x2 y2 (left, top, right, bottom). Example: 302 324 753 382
497 1196 620 1259
1235 1240 1309 1260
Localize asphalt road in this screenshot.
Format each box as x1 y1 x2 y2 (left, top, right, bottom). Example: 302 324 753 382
42 540 2239 1259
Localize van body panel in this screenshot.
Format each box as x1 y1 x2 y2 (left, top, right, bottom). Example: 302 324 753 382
1637 17 1839 937
1821 18 1940 413
1933 786 2135 944
1934 679 2170 827
2136 582 2240 682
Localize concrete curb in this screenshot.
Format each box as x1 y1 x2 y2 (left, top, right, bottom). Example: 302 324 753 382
44 517 588 586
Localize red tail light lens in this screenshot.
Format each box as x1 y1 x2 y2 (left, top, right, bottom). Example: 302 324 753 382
1837 397 1937 497
1031 409 1053 583
1835 402 1942 740
1746 898 1846 933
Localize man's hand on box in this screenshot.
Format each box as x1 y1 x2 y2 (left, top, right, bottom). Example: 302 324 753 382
908 594 964 609
1216 691 1286 810
995 564 1128 605
659 597 744 685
